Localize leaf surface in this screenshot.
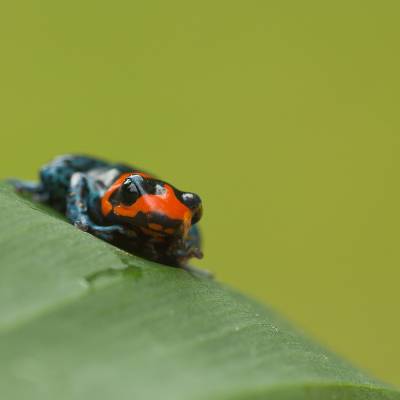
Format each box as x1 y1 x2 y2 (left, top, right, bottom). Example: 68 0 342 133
0 183 398 400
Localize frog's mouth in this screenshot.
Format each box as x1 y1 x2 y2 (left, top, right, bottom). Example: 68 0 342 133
143 212 192 238
118 211 191 239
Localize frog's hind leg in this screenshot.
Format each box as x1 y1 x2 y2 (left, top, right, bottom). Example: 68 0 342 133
7 179 49 202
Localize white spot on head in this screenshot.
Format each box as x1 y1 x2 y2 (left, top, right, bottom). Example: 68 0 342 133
155 184 167 195
182 193 194 201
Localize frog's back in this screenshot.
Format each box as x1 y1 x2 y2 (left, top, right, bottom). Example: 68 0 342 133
40 155 133 211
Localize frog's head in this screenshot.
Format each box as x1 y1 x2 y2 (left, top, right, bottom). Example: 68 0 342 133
101 172 202 238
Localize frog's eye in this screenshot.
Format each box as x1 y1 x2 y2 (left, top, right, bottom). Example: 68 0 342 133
191 204 203 224
120 178 139 205
181 192 200 209
181 192 202 224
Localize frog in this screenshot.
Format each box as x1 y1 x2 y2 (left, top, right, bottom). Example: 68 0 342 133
8 154 204 269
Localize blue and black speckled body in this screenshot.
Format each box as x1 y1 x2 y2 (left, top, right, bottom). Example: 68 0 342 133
37 156 131 212
10 155 203 268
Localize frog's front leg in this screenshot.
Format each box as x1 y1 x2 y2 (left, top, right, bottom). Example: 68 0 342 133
67 172 129 241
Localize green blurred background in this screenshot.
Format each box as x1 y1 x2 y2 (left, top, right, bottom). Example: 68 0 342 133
1 0 399 386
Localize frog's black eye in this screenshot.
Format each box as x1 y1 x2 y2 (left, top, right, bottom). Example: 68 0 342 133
120 178 139 205
191 204 202 224
181 192 202 224
181 192 201 209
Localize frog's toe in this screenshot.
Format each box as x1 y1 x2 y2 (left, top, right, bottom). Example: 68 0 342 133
74 220 89 232
192 248 203 259
93 231 114 241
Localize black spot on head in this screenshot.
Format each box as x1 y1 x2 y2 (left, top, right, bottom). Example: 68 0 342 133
120 177 140 205
174 190 203 224
147 212 182 229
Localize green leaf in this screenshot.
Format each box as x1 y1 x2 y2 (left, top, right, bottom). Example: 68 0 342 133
0 182 398 400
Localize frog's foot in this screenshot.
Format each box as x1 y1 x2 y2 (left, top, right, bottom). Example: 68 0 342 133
172 243 203 260
74 218 136 242
168 241 210 277
91 225 137 242
74 218 118 240
7 179 49 202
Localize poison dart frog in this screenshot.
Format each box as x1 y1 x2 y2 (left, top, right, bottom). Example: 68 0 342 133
9 155 203 269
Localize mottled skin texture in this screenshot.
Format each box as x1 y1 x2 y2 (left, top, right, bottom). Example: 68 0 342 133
10 155 203 268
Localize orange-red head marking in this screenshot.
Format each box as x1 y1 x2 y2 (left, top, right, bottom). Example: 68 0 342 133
101 172 202 238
